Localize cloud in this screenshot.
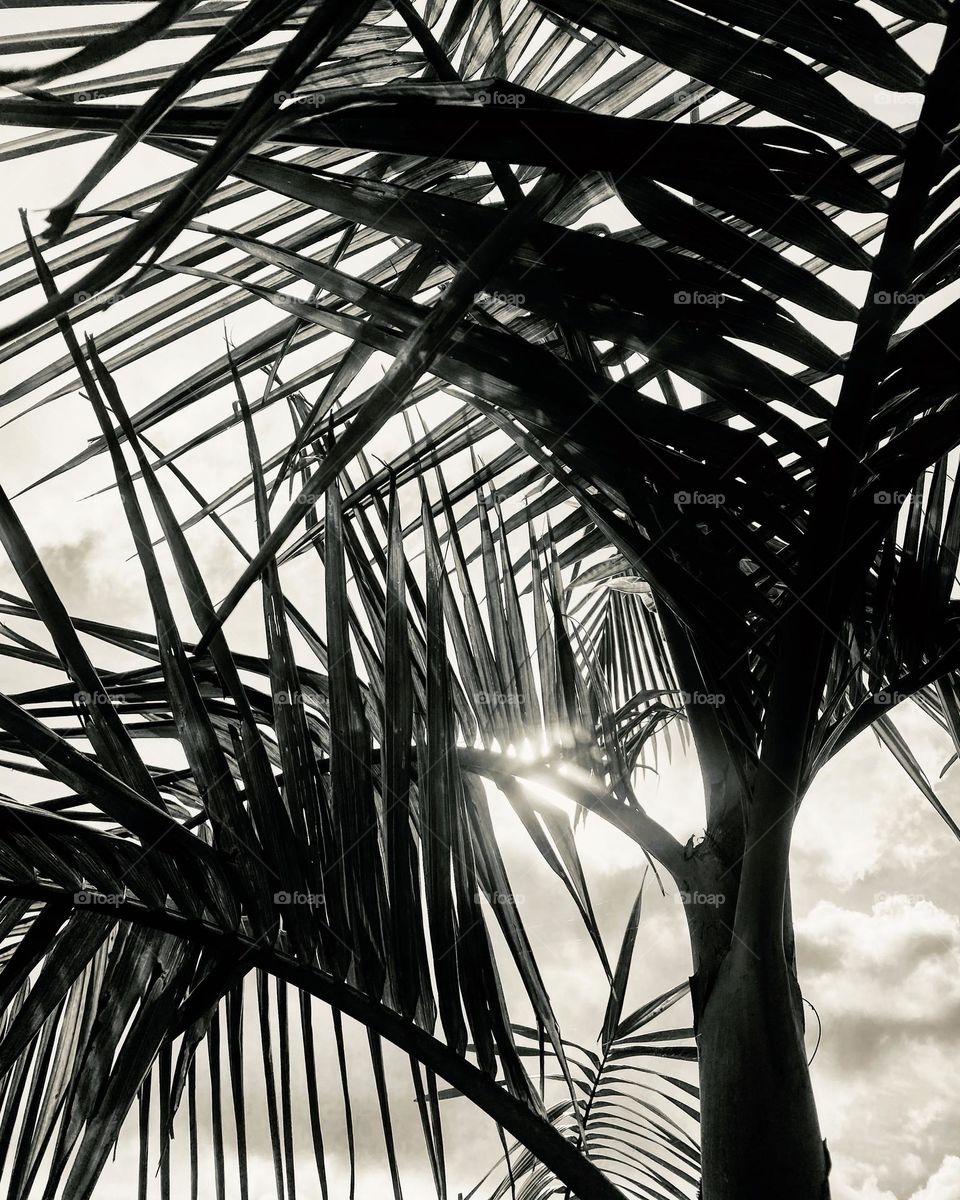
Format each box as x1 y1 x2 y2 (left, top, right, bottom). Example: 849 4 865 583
909 1156 960 1200
800 899 960 1198
797 895 960 1065
832 1166 898 1200
831 1154 960 1200
1 530 145 629
793 705 956 890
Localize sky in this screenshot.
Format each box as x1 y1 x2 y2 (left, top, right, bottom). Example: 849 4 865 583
0 4 958 1199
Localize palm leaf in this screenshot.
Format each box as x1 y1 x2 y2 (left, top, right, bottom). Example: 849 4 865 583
1 0 960 1195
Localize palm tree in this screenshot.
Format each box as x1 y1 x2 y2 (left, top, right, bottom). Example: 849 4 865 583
0 0 957 1197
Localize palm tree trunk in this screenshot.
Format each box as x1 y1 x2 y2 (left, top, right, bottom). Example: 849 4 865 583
694 937 828 1198
682 814 830 1198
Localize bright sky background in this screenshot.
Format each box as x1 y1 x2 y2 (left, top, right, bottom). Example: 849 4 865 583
0 5 958 1199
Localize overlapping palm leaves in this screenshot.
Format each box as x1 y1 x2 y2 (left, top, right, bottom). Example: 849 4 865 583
0 346 687 1196
0 0 960 1196
466 896 699 1200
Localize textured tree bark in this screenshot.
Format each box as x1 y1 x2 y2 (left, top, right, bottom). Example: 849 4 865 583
683 816 831 1199
694 936 829 1199
652 613 831 1196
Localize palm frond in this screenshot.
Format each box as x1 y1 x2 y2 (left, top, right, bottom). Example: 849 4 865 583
1 0 960 1193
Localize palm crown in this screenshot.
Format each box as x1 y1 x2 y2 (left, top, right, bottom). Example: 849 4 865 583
0 0 957 1197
